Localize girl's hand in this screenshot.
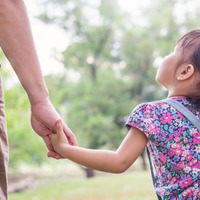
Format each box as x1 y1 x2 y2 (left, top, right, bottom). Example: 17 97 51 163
49 120 69 155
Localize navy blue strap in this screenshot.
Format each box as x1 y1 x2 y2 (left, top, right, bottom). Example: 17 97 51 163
163 99 200 131
147 148 162 200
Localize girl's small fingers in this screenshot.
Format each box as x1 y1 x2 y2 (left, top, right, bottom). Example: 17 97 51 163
56 120 63 134
49 133 58 144
49 134 53 140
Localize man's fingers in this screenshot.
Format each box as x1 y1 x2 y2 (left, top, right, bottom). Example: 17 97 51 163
67 132 77 146
62 123 77 146
42 135 54 151
55 120 77 145
47 151 62 159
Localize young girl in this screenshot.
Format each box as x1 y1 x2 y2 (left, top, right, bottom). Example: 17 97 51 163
49 29 200 199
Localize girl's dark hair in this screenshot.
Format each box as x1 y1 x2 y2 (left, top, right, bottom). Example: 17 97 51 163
177 29 200 72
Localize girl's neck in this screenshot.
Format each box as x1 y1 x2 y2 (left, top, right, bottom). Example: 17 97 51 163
168 93 200 100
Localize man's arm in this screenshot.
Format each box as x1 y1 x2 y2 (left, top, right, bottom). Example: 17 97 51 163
0 0 47 104
0 0 77 157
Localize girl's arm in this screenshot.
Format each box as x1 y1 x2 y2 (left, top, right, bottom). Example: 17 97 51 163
50 122 148 173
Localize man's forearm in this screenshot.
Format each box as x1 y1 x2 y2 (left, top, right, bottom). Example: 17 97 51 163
0 0 48 105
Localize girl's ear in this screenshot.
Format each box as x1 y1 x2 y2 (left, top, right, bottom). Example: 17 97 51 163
177 64 195 80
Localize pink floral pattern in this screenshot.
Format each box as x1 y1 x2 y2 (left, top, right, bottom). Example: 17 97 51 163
126 97 200 199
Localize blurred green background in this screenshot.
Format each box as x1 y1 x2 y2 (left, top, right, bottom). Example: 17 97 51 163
0 0 200 199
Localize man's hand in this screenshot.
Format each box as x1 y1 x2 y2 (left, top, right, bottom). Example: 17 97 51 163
30 99 77 159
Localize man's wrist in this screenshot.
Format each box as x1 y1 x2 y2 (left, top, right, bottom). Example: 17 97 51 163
27 85 49 106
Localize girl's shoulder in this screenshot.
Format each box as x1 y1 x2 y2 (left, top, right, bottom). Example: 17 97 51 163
134 99 166 113
136 97 200 112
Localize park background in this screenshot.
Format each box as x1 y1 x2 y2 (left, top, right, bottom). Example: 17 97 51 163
0 0 200 199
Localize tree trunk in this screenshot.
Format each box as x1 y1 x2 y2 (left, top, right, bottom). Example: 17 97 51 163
80 166 95 178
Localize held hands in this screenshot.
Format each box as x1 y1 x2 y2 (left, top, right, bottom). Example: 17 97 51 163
31 99 76 159
49 121 69 157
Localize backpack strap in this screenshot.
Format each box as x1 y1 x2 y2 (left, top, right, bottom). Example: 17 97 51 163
163 98 200 131
147 148 162 200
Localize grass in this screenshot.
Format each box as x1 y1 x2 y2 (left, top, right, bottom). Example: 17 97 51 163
8 168 157 200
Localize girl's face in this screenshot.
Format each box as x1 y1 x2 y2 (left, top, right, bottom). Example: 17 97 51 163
156 46 181 89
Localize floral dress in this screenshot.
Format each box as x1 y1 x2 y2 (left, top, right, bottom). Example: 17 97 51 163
125 97 200 200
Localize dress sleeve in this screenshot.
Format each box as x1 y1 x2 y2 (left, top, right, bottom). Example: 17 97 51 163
125 102 156 139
